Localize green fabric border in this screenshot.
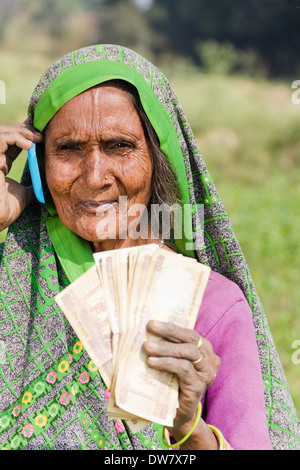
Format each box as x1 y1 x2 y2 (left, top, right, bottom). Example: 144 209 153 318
45 215 94 283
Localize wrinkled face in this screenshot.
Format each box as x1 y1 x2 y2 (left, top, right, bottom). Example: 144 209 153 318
44 85 153 250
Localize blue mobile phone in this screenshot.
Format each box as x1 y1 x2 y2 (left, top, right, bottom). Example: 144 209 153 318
28 143 45 204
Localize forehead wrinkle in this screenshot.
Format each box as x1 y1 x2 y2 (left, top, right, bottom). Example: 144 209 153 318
47 86 145 144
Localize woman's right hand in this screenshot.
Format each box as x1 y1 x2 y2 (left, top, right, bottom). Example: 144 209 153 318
0 121 43 232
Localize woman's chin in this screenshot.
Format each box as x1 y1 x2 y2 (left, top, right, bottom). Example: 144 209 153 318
69 223 129 246
60 213 152 247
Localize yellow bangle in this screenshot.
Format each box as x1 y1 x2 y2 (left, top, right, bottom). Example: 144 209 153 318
207 424 225 450
162 402 202 449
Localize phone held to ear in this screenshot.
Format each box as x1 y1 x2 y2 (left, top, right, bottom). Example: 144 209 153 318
28 142 45 204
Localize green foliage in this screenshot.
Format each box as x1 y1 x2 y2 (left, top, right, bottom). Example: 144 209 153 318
150 0 300 77
195 40 267 77
96 0 155 55
1 1 299 78
196 41 240 75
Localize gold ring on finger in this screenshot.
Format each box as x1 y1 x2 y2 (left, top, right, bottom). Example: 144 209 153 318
191 354 203 366
196 336 203 350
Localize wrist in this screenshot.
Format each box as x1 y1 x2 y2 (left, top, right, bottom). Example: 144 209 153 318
163 403 202 449
179 419 219 450
164 403 231 450
169 411 199 442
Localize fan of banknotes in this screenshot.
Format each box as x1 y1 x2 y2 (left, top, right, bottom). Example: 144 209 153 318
55 244 211 430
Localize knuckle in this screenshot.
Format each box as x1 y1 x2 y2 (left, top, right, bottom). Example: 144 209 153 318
206 374 214 386
207 356 221 385
205 370 216 387
188 343 199 360
166 321 178 335
180 359 193 375
162 356 174 369
175 342 194 360
0 160 8 175
191 332 200 346
213 354 221 371
0 131 14 145
202 337 213 353
161 340 174 356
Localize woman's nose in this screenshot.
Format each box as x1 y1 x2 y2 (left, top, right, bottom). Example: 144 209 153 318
83 149 112 187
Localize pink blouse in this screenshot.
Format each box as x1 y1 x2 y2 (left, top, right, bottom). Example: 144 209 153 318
195 270 273 450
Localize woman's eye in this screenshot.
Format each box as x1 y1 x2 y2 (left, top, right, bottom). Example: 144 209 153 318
60 144 80 151
55 140 84 152
113 142 133 149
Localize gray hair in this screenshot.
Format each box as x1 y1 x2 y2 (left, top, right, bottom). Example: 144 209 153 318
101 79 181 209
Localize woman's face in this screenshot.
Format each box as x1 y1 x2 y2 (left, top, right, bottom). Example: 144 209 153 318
44 85 154 251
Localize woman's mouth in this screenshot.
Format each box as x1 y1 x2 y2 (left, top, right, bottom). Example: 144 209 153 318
79 200 118 214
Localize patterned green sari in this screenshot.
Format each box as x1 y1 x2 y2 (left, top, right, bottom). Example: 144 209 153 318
0 44 299 450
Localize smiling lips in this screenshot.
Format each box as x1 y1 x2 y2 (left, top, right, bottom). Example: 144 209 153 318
79 199 118 214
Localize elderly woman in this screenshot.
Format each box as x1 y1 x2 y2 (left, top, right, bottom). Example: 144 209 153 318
0 45 298 451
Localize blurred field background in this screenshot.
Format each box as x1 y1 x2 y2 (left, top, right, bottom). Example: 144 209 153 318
0 0 300 416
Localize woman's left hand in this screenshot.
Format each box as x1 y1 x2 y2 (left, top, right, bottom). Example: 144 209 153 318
143 320 221 449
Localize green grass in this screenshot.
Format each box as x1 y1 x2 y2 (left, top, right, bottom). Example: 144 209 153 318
1 53 300 416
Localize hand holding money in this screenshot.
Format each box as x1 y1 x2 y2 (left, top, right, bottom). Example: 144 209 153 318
143 319 221 447
55 244 217 432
